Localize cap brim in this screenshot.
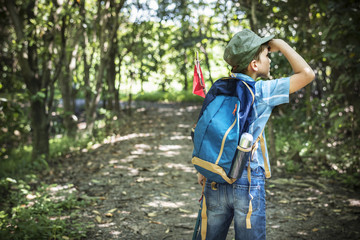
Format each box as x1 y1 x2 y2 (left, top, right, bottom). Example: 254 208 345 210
260 35 275 45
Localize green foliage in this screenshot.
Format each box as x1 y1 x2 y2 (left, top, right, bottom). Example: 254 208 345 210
0 175 94 240
49 135 91 158
134 91 204 103
0 96 30 160
0 131 96 179
2 0 359 191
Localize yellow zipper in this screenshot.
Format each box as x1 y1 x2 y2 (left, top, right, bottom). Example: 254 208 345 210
215 116 237 165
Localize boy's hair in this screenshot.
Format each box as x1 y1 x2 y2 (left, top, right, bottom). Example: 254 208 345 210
231 43 269 74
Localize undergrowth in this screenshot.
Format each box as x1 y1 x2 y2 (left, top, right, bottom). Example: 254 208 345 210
0 175 95 239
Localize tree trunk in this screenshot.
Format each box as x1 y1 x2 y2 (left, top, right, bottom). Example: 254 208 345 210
200 45 213 85
5 0 52 161
58 20 79 138
250 0 258 32
59 67 77 138
107 36 118 112
85 0 124 131
182 50 188 91
30 96 50 161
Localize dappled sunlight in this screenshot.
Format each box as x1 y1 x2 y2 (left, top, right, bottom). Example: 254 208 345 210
131 143 155 156
49 215 71 221
158 151 180 157
183 105 200 112
177 123 191 129
83 132 156 152
136 176 154 183
114 164 139 176
169 130 192 141
158 144 182 151
181 212 198 218
146 198 185 209
120 155 138 163
134 143 152 150
296 231 308 236
165 162 194 173
348 199 360 207
170 135 191 140
98 222 117 228
91 143 102 150
110 230 122 236
48 183 77 193
112 133 156 142
109 158 119 164
157 144 183 157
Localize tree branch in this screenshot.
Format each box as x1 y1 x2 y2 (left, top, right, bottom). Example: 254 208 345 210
5 0 34 84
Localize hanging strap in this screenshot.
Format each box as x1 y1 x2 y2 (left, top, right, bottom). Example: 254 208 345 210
245 153 253 229
255 128 271 178
200 178 207 240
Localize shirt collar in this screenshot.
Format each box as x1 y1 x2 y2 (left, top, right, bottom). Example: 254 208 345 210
231 73 255 82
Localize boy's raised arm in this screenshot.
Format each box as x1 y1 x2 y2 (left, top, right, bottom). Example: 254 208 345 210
269 39 315 94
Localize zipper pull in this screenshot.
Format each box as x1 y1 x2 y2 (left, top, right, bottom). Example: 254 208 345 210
232 103 237 116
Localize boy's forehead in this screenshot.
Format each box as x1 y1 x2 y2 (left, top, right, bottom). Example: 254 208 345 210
261 46 270 55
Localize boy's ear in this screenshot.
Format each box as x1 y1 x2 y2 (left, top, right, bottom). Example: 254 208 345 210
249 60 258 72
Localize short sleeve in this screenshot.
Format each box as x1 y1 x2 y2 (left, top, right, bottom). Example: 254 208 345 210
258 77 290 107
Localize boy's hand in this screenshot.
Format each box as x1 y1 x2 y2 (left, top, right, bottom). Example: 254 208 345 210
268 39 285 53
197 173 205 186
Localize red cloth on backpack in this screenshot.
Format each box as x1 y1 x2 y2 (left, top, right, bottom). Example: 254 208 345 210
193 64 206 98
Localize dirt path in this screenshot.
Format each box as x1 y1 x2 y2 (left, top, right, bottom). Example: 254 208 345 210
46 103 360 240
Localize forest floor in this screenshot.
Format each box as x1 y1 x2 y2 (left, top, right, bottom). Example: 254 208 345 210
44 102 360 240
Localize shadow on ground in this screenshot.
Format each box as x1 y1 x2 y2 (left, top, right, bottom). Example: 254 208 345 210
44 103 360 240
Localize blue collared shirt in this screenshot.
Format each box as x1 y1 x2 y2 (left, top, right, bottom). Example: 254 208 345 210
232 73 290 175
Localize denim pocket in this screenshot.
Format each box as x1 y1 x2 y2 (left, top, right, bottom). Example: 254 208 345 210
204 182 220 210
233 183 261 214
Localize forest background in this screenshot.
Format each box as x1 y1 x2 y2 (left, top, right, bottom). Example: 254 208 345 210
0 0 359 238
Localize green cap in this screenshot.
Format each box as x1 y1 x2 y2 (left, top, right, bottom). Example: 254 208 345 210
223 29 274 71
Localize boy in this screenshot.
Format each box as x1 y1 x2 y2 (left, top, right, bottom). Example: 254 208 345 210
196 29 315 240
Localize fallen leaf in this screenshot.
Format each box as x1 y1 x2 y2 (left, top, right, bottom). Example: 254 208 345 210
149 220 162 225
163 182 173 187
62 236 70 240
105 213 113 217
279 200 289 204
95 216 102 223
333 209 342 213
179 208 191 213
161 193 170 198
165 228 170 233
107 208 117 213
148 212 157 217
92 210 101 215
312 228 319 232
91 179 101 184
149 166 161 171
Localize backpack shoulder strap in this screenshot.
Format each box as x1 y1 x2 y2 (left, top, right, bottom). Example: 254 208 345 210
240 80 255 105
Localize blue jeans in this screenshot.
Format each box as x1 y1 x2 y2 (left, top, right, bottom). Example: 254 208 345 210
196 168 266 240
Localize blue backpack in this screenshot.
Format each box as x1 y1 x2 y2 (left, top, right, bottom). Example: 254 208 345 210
192 76 255 184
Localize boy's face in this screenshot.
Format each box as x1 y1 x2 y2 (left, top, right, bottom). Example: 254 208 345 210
256 47 271 79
